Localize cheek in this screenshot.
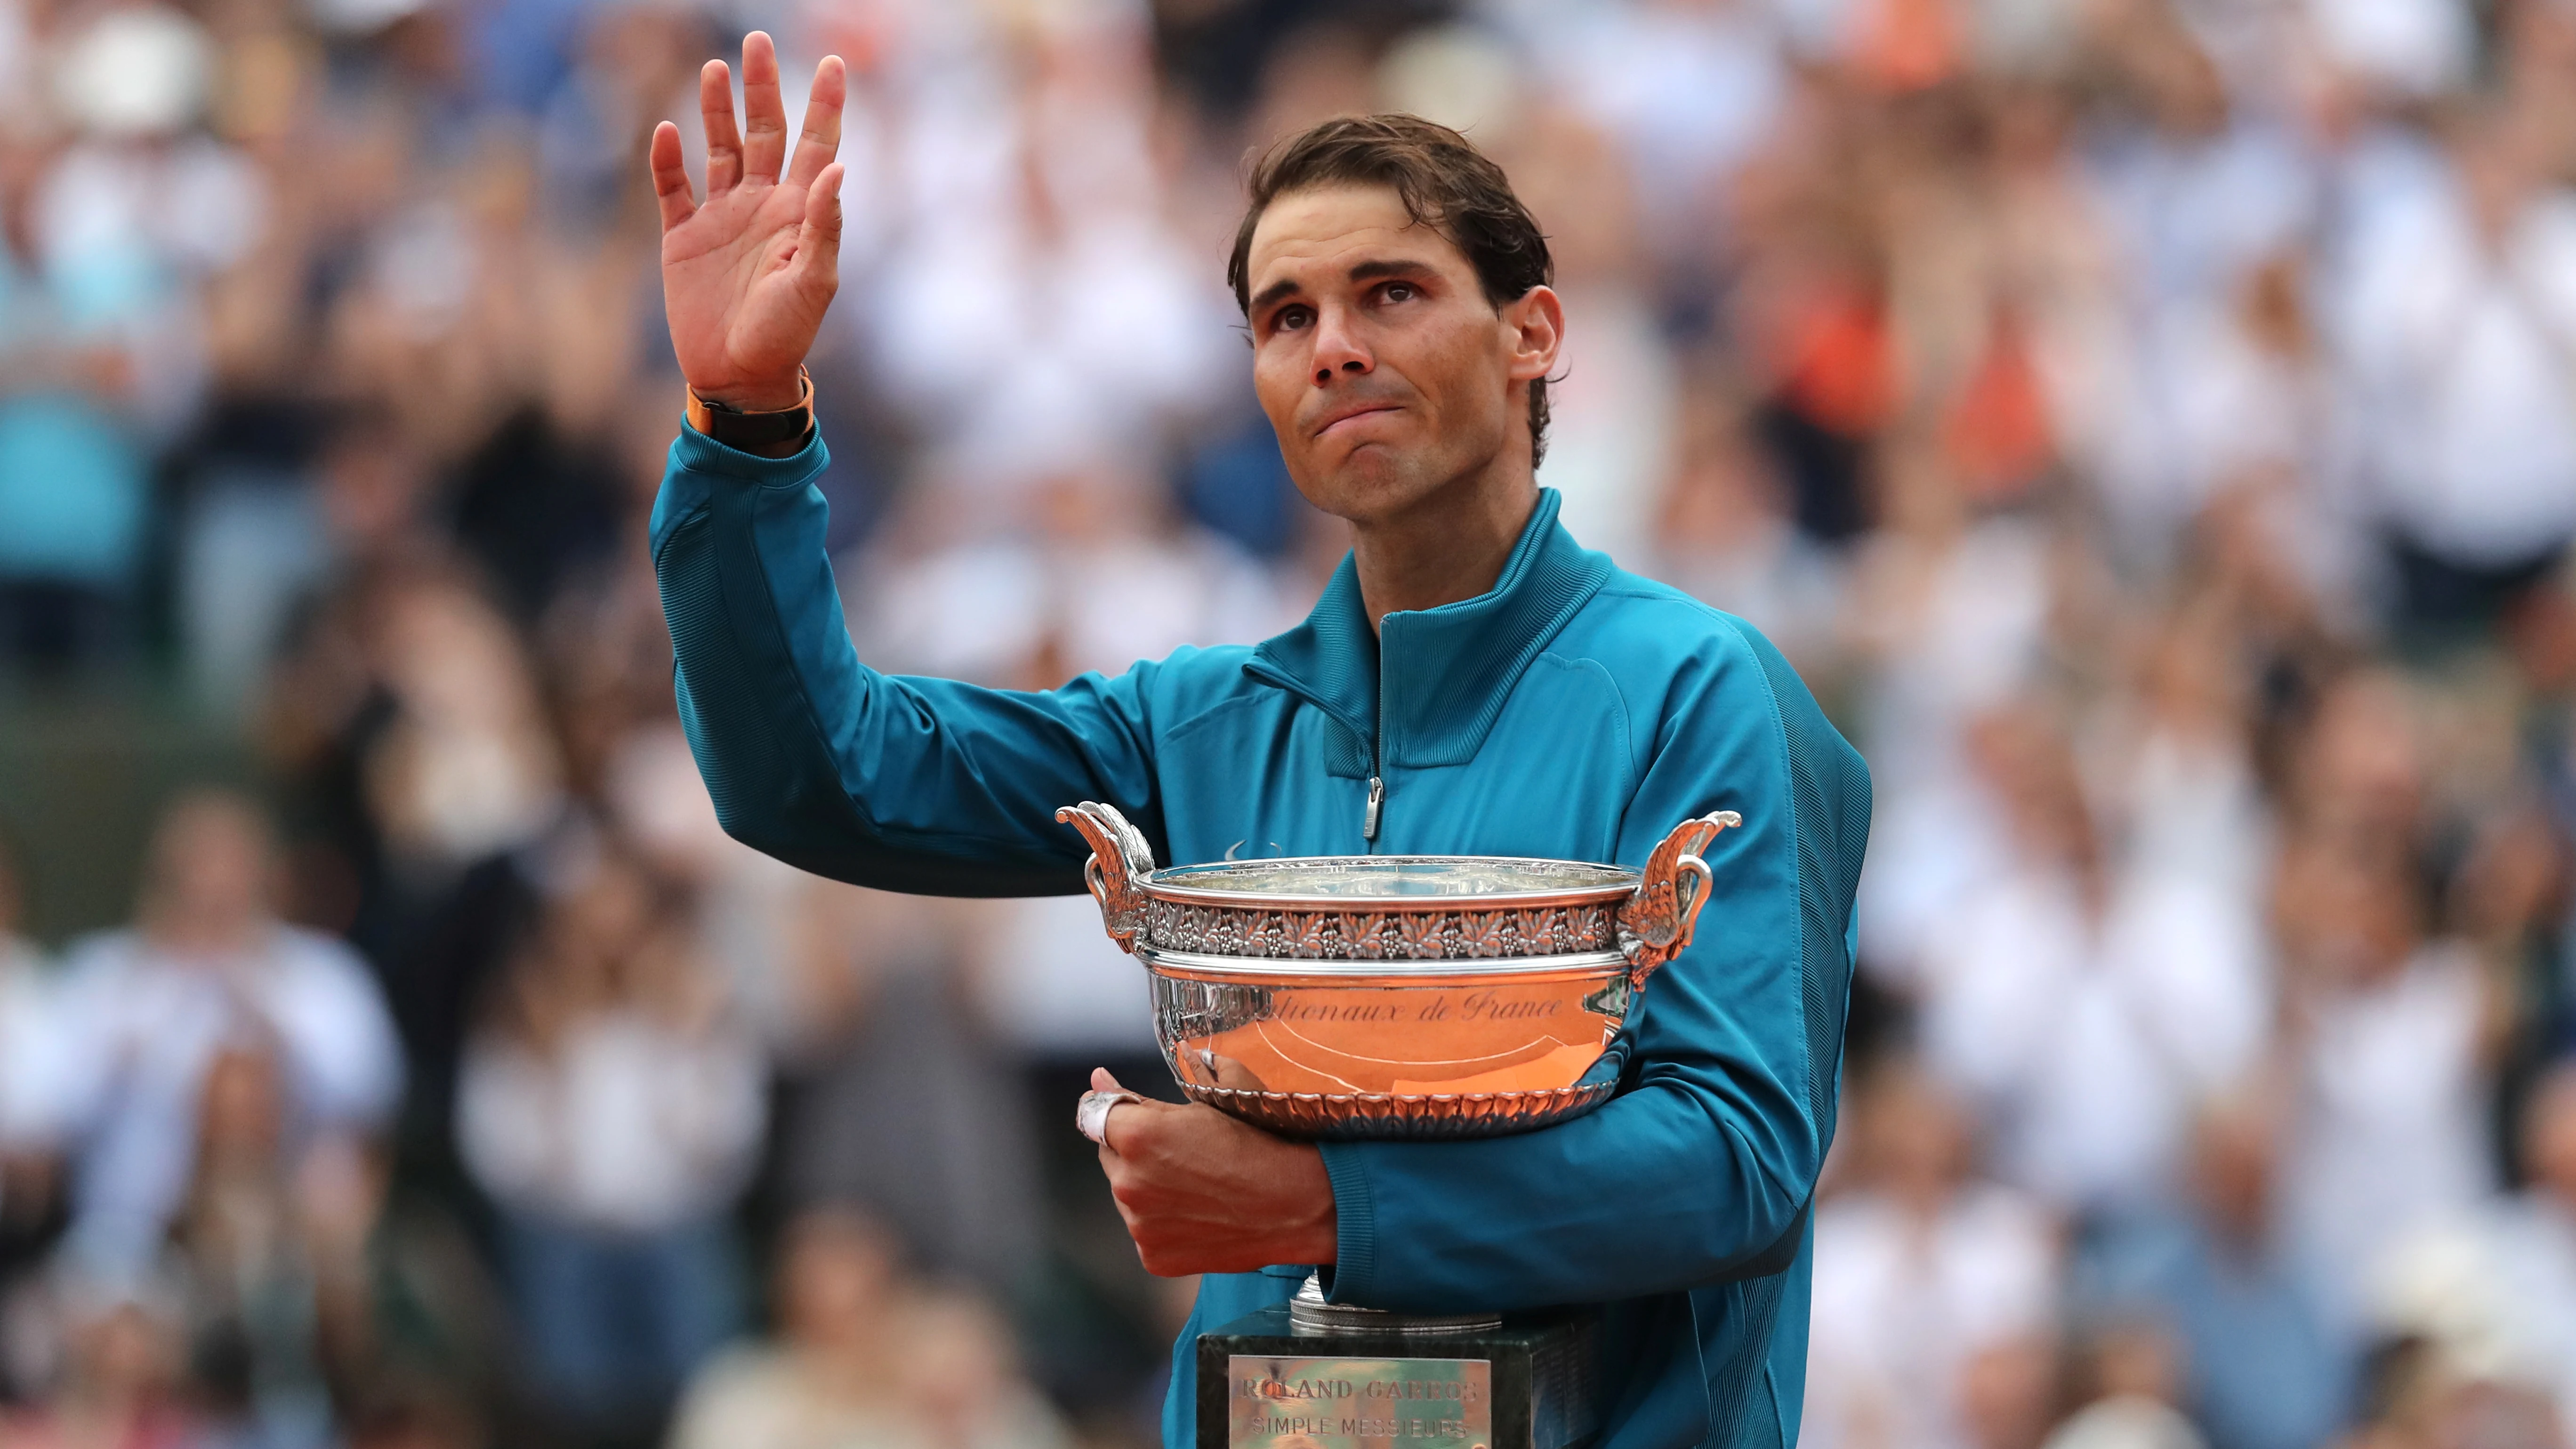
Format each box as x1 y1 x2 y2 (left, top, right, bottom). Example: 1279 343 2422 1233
1252 348 1306 435
1400 319 1505 430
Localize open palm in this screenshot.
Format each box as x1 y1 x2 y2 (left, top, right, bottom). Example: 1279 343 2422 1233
651 33 845 412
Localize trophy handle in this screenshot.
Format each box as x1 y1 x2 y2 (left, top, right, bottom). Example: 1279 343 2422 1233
1056 801 1158 952
1616 810 1742 987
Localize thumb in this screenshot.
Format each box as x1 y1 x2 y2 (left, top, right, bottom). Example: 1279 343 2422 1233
1081 1067 1148 1151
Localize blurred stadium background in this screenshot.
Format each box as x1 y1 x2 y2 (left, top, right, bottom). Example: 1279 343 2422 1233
3 0 2576 1447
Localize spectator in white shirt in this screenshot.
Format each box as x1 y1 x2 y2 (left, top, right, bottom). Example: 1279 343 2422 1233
455 842 762 1437
2075 0 2323 557
1807 1054 2063 1449
1916 704 2271 1215
2373 1056 2576 1413
31 790 402 1277
2329 101 2576 631
669 1207 1075 1449
2272 839 2498 1331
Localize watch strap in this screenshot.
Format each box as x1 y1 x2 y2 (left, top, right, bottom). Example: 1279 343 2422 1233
685 368 814 451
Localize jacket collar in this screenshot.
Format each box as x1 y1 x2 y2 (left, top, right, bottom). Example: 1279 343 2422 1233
1247 488 1614 772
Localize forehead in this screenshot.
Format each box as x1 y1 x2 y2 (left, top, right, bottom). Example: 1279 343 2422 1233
1244 183 1473 294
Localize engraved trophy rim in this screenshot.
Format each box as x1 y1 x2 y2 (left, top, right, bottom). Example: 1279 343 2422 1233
1137 943 1633 981
1144 853 1642 910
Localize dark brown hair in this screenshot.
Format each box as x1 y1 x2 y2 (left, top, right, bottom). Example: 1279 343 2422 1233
1228 114 1556 466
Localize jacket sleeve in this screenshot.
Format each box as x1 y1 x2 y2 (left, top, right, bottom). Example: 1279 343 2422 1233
1316 618 1871 1311
649 423 1164 895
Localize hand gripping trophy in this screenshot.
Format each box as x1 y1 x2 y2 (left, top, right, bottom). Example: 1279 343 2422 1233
648 35 1870 1449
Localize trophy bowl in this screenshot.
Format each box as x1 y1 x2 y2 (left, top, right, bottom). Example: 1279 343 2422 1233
1057 802 1739 1140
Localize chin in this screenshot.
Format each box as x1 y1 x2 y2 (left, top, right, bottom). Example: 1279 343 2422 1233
1305 456 1438 524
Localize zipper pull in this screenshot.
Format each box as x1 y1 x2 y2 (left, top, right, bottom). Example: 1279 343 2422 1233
1363 776 1385 841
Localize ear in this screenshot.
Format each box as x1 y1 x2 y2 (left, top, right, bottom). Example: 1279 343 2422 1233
1500 285 1564 386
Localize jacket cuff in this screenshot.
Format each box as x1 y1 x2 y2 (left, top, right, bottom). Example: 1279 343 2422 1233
672 414 828 486
652 421 833 556
1317 1142 1378 1304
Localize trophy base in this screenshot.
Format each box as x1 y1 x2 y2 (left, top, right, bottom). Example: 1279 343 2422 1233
1198 1277 1597 1449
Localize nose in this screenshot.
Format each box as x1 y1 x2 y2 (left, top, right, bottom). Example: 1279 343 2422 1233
1310 305 1372 385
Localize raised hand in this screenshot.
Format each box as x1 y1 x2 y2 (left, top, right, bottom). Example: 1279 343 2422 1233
651 32 845 412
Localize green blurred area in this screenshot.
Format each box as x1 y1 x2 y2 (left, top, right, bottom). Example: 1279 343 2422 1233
0 688 251 946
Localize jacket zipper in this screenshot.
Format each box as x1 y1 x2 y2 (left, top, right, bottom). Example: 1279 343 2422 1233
1234 650 1387 845
1363 632 1390 844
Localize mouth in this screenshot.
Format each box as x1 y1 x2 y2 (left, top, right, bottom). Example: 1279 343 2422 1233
1313 403 1402 440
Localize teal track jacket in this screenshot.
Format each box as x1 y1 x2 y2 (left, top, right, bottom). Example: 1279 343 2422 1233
650 423 1871 1449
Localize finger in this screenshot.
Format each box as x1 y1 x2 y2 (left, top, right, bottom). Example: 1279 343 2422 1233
1097 1155 1150 1232
1091 1067 1124 1094
648 121 696 231
786 55 846 189
740 31 788 184
796 166 844 292
1204 1052 1267 1092
1096 1093 1163 1157
1078 1071 1144 1148
700 59 742 193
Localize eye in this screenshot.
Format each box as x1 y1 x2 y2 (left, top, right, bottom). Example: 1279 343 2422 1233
1378 281 1418 303
1273 304 1314 333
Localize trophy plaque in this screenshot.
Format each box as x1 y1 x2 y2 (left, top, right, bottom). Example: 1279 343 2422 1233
1059 802 1739 1449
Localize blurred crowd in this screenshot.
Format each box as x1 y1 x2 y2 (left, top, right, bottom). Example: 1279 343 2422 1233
0 0 2575 1447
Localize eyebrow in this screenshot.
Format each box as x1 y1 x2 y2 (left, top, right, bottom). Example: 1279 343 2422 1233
1247 256 1442 320
1346 258 1434 286
1248 276 1303 316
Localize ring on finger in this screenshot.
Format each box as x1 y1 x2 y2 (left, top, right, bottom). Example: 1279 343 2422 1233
1078 1088 1146 1145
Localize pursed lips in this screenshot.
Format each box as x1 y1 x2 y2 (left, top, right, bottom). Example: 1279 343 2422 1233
1312 402 1402 439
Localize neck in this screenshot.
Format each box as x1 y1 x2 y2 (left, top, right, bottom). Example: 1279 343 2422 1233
796 1325 901 1393
149 909 262 956
1350 473 1538 631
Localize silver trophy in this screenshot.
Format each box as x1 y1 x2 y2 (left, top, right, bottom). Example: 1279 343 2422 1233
1058 801 1740 1449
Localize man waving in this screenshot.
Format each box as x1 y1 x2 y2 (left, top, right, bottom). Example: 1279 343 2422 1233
647 34 1869 1449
